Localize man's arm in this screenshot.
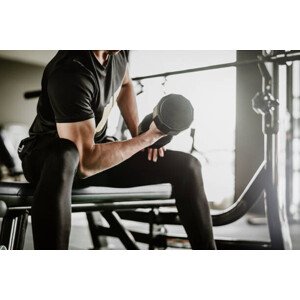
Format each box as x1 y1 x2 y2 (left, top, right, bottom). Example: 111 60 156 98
57 118 164 178
117 68 165 162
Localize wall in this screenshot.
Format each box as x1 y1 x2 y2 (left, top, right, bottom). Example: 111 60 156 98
0 58 44 126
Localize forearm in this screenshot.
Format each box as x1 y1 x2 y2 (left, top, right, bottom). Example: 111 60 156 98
79 130 160 178
117 83 139 137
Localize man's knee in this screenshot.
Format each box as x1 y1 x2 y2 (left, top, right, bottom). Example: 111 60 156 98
172 151 200 169
179 152 202 179
187 154 202 171
168 151 202 182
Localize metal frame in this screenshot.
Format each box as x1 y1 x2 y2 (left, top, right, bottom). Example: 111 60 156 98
286 63 294 219
103 52 294 250
23 51 300 100
0 210 29 250
0 199 175 250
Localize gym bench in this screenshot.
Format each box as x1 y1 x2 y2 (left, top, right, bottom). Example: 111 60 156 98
0 182 174 250
0 169 286 250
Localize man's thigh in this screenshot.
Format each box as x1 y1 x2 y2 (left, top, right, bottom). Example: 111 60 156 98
76 150 191 188
22 135 61 183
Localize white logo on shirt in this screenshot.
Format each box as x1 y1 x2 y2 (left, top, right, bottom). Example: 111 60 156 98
95 85 122 133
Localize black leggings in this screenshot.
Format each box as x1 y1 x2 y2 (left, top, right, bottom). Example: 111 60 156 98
22 136 216 250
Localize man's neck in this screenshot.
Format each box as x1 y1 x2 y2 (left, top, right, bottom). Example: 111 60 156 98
92 51 110 66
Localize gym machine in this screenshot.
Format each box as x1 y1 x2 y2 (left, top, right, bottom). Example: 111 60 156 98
98 51 297 250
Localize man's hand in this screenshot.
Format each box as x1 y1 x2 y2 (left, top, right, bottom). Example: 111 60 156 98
147 147 166 162
146 121 166 162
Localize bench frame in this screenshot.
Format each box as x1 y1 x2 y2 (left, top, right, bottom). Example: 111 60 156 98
0 199 175 250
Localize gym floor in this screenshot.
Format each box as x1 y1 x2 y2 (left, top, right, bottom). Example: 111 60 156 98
15 213 300 250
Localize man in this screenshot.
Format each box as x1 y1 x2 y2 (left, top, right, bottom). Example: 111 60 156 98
19 50 215 250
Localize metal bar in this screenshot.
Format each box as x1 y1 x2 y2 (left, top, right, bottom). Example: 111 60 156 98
71 200 175 212
118 209 182 225
6 199 176 212
212 162 266 226
215 239 272 250
86 212 102 249
148 209 155 250
23 52 300 99
130 230 154 245
264 63 292 249
0 214 14 249
93 225 117 237
1 192 172 204
118 210 153 223
135 231 189 249
128 229 272 250
286 64 294 218
24 90 41 99
101 211 139 250
132 52 300 81
162 235 271 250
132 59 257 81
13 211 29 250
8 218 17 250
130 230 167 249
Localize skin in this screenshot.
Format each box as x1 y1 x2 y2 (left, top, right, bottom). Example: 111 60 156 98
57 50 166 178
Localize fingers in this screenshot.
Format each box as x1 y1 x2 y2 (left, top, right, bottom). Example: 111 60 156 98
148 148 153 161
152 149 158 162
158 147 164 157
148 147 165 162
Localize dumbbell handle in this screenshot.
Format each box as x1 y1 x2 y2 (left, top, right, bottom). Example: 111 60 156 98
138 114 173 148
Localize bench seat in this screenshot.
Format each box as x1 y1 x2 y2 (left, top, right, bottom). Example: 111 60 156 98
0 182 174 250
0 182 173 208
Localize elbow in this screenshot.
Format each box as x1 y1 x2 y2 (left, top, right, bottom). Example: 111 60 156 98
77 145 111 178
77 165 90 179
77 146 98 178
78 155 105 179
78 162 96 179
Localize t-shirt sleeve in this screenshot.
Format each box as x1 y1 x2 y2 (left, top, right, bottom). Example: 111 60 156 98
47 68 95 123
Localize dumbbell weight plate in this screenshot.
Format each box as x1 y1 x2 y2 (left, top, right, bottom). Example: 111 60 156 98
153 94 194 136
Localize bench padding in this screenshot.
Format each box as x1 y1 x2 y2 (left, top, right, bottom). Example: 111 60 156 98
0 182 172 207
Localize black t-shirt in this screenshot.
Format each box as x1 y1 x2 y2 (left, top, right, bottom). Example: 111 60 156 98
28 50 128 144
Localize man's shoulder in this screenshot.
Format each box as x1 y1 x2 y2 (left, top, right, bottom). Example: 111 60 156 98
45 51 96 83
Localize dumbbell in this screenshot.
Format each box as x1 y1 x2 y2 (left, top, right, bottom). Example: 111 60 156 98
138 94 194 148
